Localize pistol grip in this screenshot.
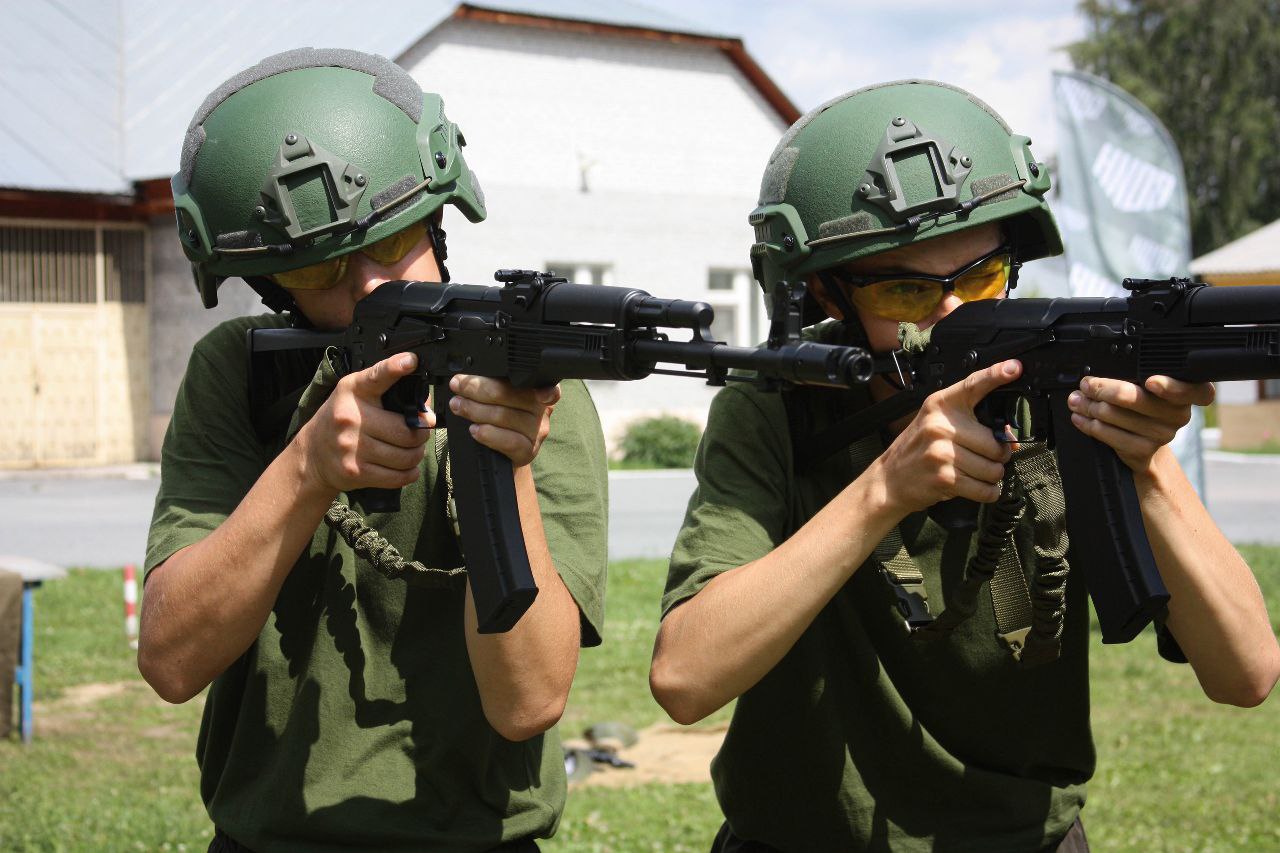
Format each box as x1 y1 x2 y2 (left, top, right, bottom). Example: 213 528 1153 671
344 372 430 514
348 487 401 513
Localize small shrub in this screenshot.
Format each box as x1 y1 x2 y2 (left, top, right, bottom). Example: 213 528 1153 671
616 415 702 469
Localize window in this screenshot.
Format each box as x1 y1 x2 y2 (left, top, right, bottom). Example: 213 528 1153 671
706 267 767 346
708 269 735 291
547 262 610 286
709 304 738 346
0 225 95 303
0 223 146 304
104 229 146 303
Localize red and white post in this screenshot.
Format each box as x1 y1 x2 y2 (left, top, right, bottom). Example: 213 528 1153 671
123 563 139 649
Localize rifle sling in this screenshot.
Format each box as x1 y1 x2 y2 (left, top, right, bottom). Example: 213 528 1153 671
813 397 1064 663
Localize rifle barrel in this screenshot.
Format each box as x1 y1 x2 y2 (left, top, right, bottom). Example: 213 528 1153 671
632 339 872 387
1186 284 1280 325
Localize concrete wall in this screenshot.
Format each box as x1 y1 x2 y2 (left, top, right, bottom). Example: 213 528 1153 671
148 216 265 457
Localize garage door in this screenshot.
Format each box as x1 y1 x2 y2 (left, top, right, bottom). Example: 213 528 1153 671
0 222 149 467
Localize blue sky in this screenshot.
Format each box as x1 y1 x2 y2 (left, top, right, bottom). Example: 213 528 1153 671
639 0 1086 157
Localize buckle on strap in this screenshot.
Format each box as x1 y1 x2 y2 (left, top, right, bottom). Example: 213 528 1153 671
882 570 933 631
997 626 1032 661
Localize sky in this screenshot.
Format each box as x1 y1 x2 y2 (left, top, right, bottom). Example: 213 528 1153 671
637 0 1087 159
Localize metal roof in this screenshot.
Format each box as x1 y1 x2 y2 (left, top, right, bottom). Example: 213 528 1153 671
1189 219 1280 276
465 0 727 37
0 1 125 193
0 0 723 195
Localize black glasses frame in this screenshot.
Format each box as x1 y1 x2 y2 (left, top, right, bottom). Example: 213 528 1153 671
828 243 1021 294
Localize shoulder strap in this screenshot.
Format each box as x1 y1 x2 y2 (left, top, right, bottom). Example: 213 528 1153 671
1010 446 1070 665
433 421 462 541
846 433 935 630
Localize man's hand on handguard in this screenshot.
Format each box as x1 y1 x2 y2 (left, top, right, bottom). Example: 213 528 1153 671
297 352 433 494
1067 375 1215 474
449 375 560 467
875 359 1023 514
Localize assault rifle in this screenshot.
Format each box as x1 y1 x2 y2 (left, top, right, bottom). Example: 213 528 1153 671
251 270 872 633
800 277 1280 644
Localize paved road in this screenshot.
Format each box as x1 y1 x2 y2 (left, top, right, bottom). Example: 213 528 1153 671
0 455 1275 569
1201 452 1280 548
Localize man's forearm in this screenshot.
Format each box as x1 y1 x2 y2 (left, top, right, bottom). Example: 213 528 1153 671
464 465 583 741
138 437 339 703
1138 447 1280 706
650 462 905 725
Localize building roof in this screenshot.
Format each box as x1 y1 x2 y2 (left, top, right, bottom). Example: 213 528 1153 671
0 1 753 196
1189 218 1280 278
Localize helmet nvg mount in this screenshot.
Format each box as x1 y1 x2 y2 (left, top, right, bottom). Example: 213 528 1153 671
173 47 487 309
749 80 1062 325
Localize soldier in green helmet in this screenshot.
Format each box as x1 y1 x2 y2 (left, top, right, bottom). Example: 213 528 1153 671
139 48 607 851
650 80 1279 850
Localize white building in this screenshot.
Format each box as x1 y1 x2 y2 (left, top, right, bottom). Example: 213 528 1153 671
1189 219 1280 449
0 1 798 466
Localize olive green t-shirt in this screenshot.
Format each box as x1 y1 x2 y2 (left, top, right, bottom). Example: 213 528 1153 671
146 314 608 852
663 322 1093 852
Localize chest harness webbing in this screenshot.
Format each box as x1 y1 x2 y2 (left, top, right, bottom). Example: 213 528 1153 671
840 430 1070 665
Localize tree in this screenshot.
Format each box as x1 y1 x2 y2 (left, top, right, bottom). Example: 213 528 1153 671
1070 0 1280 255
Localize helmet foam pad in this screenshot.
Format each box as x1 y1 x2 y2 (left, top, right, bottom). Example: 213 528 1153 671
759 146 800 206
180 47 424 185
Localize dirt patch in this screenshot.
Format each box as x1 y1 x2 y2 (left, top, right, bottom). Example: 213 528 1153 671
57 681 134 706
139 723 183 740
569 722 726 788
30 682 145 736
31 680 199 739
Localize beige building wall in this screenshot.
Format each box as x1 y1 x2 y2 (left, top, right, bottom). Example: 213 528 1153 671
0 219 150 468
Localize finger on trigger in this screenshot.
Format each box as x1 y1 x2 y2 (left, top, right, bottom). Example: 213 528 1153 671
957 359 1022 407
366 406 432 448
360 352 418 398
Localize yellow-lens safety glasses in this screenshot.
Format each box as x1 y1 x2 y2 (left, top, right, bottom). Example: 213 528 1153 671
271 221 428 291
831 246 1015 323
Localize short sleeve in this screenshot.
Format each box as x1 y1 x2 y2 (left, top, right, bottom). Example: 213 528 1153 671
662 384 793 617
144 319 274 579
532 379 609 647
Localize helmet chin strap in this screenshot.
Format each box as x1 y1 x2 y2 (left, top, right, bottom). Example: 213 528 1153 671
244 275 300 317
427 218 451 283
816 270 861 327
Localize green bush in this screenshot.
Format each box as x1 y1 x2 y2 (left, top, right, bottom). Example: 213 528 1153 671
616 415 702 469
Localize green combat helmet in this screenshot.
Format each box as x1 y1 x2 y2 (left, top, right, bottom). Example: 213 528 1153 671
749 79 1062 325
172 47 487 310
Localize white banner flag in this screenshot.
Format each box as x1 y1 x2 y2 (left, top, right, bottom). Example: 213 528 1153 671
1053 69 1205 495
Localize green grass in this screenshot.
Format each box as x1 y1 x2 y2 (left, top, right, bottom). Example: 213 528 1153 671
1083 544 1280 852
0 570 209 849
561 559 732 733
2 553 1279 851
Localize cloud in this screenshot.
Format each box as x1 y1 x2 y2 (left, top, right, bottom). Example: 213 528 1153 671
637 1 1085 156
